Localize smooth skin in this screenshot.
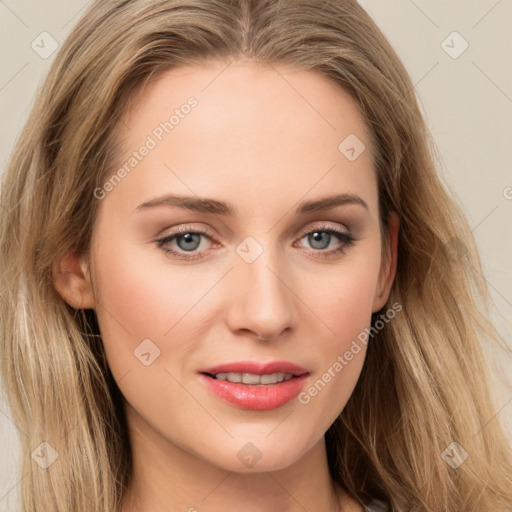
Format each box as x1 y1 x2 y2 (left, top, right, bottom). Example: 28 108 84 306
53 59 398 512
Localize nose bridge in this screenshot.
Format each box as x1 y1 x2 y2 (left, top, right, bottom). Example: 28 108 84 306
227 235 297 339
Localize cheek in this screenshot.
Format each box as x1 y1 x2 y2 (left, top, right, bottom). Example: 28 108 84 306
89 234 179 370
90 230 228 383
310 255 381 344
315 275 373 379
296 288 371 435
296 255 380 416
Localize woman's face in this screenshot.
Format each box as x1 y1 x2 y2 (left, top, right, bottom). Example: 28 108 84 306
74 60 397 473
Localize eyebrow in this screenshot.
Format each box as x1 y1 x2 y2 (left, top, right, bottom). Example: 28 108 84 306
134 192 368 216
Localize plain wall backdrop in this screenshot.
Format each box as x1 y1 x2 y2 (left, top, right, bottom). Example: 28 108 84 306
1 1 511 510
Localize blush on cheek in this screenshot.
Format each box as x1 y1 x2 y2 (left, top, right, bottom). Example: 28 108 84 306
92 252 213 367
324 278 376 330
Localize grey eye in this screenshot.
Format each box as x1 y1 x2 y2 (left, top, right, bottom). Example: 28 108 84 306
176 233 202 251
307 231 332 250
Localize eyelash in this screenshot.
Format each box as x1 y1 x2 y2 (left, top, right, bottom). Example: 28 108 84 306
155 224 356 261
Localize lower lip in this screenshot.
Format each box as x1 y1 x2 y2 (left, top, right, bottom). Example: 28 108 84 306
198 373 309 410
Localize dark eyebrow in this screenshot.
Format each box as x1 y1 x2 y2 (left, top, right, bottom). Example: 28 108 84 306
297 193 368 214
133 192 368 215
134 194 236 215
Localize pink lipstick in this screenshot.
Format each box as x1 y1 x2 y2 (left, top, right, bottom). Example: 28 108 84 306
197 360 310 411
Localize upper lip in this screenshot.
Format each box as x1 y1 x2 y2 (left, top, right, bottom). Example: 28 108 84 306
198 360 309 377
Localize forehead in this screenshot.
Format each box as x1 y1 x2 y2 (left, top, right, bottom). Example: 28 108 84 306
121 59 371 146
104 59 377 217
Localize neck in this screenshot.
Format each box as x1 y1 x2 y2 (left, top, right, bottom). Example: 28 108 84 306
120 403 353 512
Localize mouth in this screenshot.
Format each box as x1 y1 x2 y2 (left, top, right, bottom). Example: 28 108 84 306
197 361 310 410
201 371 299 384
198 360 309 379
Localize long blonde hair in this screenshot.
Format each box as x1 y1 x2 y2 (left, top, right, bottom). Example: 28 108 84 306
1 1 511 511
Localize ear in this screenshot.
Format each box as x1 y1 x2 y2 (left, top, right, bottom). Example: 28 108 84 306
372 212 399 312
52 251 96 309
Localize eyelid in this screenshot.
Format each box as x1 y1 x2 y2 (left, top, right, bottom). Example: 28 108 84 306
155 224 218 260
157 220 350 239
155 221 356 260
157 224 217 242
295 221 351 238
158 221 351 244
293 223 356 256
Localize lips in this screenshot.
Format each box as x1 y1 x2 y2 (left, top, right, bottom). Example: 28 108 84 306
198 360 309 377
197 360 310 410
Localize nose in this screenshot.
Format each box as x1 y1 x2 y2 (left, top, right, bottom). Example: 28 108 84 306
225 245 299 341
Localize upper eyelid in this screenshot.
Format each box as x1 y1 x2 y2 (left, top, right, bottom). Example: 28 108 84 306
296 222 350 237
158 222 352 248
161 220 350 238
156 223 355 261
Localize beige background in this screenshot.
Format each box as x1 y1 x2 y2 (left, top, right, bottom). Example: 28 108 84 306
1 1 511 509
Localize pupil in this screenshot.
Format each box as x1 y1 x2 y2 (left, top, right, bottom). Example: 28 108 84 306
310 231 329 249
178 233 200 251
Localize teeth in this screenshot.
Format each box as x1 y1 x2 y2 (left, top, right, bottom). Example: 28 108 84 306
213 372 294 384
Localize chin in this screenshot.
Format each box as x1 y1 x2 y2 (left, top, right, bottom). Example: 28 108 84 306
216 442 306 474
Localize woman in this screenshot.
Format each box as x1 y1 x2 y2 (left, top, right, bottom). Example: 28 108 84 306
1 1 511 511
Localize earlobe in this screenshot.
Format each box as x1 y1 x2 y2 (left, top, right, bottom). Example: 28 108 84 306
52 251 96 309
372 212 399 312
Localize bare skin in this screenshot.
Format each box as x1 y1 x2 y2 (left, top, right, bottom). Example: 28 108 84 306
53 59 398 512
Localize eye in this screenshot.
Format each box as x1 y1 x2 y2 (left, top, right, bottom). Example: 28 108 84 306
295 225 356 258
156 226 214 260
155 224 357 261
